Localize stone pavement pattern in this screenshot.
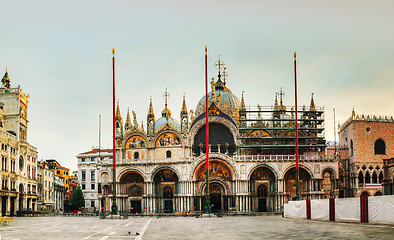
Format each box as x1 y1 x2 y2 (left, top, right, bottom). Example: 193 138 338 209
0 216 393 240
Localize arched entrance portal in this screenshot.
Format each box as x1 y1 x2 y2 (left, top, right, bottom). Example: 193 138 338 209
119 171 144 213
250 166 276 212
209 183 225 213
153 169 179 213
194 159 234 212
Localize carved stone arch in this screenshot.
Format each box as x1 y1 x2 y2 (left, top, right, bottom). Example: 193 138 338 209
189 152 239 180
151 165 181 182
188 116 239 146
200 179 230 195
281 164 314 179
154 129 183 147
247 163 279 180
117 167 146 182
321 167 337 178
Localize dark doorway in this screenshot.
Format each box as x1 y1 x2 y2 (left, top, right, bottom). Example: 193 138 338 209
258 198 267 212
19 195 23 210
257 185 268 212
211 193 222 212
10 198 15 216
1 197 6 216
130 200 142 213
164 200 173 213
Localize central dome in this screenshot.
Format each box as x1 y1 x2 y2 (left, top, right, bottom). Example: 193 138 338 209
195 89 241 114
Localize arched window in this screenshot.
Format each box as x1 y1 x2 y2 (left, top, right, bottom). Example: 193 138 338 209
323 171 333 192
374 139 386 154
358 172 363 184
127 185 142 196
257 185 268 198
163 186 173 199
134 152 139 159
350 140 354 156
365 172 371 184
372 172 378 183
166 150 171 158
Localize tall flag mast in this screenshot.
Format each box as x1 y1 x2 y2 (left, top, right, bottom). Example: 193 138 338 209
294 51 300 200
112 48 118 214
205 46 211 214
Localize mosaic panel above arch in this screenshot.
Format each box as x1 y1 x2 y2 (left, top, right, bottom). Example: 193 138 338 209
248 130 271 138
155 132 181 147
250 167 276 180
126 135 147 148
195 160 232 181
153 169 179 182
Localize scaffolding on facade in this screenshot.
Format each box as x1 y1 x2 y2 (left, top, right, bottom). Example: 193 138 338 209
238 105 325 156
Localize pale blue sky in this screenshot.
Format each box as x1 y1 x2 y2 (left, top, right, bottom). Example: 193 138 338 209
1 0 393 171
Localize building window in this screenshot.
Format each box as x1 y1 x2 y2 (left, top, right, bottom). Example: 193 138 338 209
350 140 354 156
82 184 86 190
166 150 171 158
91 158 95 162
81 158 86 162
134 152 139 159
81 171 86 180
91 184 95 190
91 171 95 180
374 139 386 154
91 200 95 208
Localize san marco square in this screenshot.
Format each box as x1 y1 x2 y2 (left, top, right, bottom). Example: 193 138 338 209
0 215 394 240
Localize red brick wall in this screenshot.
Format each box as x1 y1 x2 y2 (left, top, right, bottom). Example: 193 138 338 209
353 121 394 164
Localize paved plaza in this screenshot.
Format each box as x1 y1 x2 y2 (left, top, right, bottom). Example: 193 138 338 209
0 215 393 240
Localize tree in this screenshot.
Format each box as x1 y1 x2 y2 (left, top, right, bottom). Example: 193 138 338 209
71 185 85 210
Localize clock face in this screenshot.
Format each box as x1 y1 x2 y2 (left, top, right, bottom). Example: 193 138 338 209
19 156 24 170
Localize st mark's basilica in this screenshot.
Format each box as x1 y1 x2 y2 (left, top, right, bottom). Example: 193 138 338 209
96 60 339 214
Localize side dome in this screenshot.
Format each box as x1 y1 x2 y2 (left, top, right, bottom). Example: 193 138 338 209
155 117 180 131
155 106 180 131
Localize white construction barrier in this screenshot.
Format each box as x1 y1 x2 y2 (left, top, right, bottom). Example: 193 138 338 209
311 199 329 220
284 195 394 224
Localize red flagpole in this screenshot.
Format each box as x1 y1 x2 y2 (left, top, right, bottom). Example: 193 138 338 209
205 46 211 214
294 51 299 200
111 48 118 214
112 48 116 171
205 46 209 171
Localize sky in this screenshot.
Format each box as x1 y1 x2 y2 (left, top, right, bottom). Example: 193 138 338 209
1 0 393 171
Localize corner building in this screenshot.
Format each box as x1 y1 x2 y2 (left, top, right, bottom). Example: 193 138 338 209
0 70 38 216
338 111 393 197
98 68 339 214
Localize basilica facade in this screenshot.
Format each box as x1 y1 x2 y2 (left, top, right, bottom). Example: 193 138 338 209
97 70 339 214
